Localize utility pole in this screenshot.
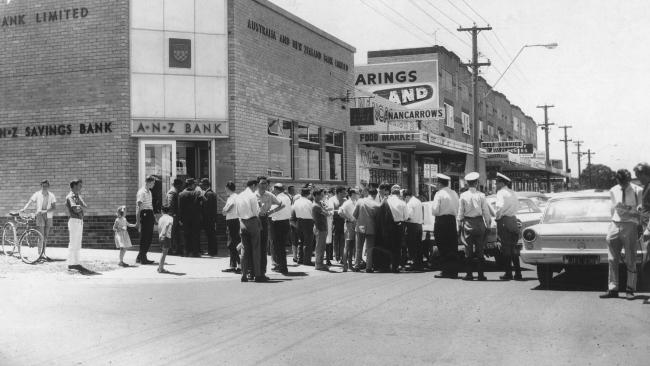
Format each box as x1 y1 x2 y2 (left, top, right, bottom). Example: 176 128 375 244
585 149 595 188
572 140 584 188
558 125 572 190
537 105 555 192
458 24 491 182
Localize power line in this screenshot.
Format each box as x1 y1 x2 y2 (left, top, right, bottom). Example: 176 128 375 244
359 0 433 45
459 0 490 25
423 0 461 26
408 0 471 49
445 0 475 24
376 0 438 43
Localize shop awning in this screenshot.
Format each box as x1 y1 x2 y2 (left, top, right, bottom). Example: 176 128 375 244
356 131 487 157
486 152 568 178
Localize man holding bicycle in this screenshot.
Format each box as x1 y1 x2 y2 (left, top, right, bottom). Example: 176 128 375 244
20 179 56 259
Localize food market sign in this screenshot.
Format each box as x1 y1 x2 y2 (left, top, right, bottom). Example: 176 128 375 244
355 60 443 122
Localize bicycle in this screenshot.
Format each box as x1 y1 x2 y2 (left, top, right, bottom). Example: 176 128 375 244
1 211 45 264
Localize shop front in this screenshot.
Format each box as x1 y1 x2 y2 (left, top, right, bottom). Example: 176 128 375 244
486 152 569 193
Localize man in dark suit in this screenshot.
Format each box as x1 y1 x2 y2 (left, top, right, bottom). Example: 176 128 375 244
178 178 205 257
200 178 219 256
352 188 380 272
166 178 184 255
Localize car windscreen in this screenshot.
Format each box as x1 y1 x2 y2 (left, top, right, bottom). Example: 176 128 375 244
517 198 542 214
542 197 611 224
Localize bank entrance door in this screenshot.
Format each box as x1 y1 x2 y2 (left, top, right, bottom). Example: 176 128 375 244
139 140 176 213
176 141 211 182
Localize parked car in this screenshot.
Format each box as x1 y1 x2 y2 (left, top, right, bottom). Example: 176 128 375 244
520 190 648 288
516 191 550 209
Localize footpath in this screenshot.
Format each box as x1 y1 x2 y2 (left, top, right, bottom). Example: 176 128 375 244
0 247 335 281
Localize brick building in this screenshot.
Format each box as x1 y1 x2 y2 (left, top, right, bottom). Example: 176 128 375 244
0 0 355 249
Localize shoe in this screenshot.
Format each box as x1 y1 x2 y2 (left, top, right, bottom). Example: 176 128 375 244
241 276 248 282
626 292 635 301
462 274 474 281
234 268 242 274
157 268 170 274
118 262 129 268
280 269 289 275
222 268 236 273
142 259 154 265
254 276 269 282
135 258 142 264
293 257 298 263
303 261 315 266
365 268 374 273
514 273 523 281
477 275 487 281
68 265 81 271
434 273 448 279
499 273 513 281
342 265 348 272
351 267 360 272
599 290 619 299
315 266 329 271
247 273 255 280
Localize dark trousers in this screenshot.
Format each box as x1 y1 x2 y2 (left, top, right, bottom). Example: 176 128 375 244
297 218 314 264
435 215 459 276
226 219 241 269
170 215 182 255
388 222 404 271
332 218 345 261
406 222 423 267
289 221 298 260
138 209 154 261
259 216 269 274
203 218 218 256
183 219 201 256
271 219 290 271
240 217 262 278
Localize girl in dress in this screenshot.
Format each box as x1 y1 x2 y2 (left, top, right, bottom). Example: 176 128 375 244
113 206 136 267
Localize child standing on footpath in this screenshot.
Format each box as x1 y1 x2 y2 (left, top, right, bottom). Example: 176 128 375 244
113 206 136 267
157 205 174 274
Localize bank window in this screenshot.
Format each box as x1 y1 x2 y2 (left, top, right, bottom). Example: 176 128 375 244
324 129 345 181
268 119 293 178
445 103 454 128
462 112 470 135
297 123 321 180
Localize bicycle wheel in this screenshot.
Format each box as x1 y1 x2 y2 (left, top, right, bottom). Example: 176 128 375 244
18 229 44 264
1 222 17 256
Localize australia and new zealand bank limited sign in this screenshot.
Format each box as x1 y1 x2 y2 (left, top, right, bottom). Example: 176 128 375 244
355 60 444 123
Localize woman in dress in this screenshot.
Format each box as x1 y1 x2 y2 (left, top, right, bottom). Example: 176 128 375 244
113 206 136 267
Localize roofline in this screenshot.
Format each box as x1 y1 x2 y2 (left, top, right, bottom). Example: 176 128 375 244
253 0 356 52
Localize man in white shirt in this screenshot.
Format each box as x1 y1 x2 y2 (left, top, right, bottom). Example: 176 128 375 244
21 179 56 259
236 179 263 282
221 181 241 274
404 189 424 270
601 169 644 300
136 175 156 264
327 186 347 264
270 183 292 274
494 172 522 281
338 188 360 272
385 185 408 272
458 172 492 281
292 187 315 265
432 174 460 279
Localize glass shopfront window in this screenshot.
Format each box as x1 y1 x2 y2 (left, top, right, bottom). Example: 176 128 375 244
268 119 293 178
297 123 321 180
324 129 344 181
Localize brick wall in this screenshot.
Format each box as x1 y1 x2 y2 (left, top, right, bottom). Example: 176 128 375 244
0 0 135 248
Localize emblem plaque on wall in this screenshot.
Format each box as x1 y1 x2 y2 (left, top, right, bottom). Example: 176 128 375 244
169 38 191 68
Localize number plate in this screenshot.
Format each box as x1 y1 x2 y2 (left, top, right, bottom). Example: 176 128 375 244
563 255 599 265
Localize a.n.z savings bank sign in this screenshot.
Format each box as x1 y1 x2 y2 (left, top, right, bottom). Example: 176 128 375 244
355 60 443 122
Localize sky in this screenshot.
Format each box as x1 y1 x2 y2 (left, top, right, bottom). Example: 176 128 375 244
270 0 650 176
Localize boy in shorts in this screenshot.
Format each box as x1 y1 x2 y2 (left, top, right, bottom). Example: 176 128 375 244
157 205 173 274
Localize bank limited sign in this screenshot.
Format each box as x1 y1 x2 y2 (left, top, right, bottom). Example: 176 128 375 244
131 120 228 138
355 60 443 122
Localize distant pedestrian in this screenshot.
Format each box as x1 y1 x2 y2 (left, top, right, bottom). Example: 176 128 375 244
385 185 408 273
178 178 205 257
113 206 136 267
327 186 347 264
237 179 264 282
338 188 360 272
312 189 330 271
222 181 241 273
270 183 292 274
292 187 315 265
20 179 56 260
200 178 219 256
287 185 299 263
494 173 522 281
457 172 491 281
432 174 460 279
65 179 87 271
600 169 643 300
157 205 174 274
136 175 156 264
166 178 184 256
353 188 380 272
633 163 650 242
404 189 424 270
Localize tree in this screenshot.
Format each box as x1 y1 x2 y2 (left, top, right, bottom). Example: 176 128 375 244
579 164 617 189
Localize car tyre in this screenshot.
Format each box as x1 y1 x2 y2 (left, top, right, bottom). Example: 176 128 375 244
537 264 553 289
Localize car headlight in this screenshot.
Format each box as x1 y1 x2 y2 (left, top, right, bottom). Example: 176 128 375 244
523 229 536 243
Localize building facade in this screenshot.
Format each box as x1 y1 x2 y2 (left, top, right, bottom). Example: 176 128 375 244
0 0 355 248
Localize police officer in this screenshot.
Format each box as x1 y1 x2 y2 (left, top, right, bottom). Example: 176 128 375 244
457 172 492 281
495 173 522 281
432 174 460 279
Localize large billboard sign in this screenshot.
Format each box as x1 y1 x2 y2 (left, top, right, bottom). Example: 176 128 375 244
355 60 443 123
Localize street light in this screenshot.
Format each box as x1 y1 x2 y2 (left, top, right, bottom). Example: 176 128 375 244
484 43 558 98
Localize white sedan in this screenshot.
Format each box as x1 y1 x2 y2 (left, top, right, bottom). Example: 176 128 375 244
520 190 648 288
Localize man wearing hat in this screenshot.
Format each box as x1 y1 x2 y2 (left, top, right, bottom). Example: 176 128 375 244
270 183 292 274
495 172 522 280
384 184 409 272
457 172 492 281
200 178 219 256
338 188 360 271
432 174 460 278
178 178 205 257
